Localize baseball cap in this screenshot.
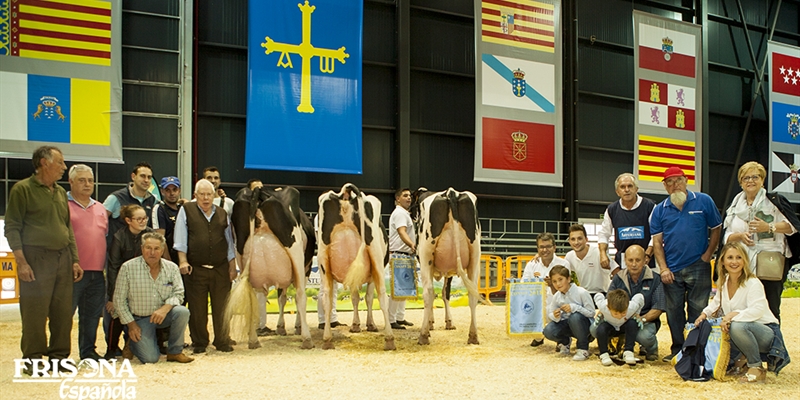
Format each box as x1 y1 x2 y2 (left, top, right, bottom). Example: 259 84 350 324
160 176 180 188
662 167 685 181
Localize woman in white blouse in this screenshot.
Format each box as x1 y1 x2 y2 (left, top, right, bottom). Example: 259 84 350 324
722 161 796 320
695 242 778 384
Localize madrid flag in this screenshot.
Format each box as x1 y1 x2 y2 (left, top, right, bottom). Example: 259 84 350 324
772 52 800 98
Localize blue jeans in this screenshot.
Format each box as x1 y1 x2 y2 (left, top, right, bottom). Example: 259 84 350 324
664 258 711 355
130 306 190 364
543 313 591 350
729 321 774 368
71 271 106 359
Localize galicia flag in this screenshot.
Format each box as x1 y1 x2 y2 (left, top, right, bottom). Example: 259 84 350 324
638 23 696 78
482 117 554 173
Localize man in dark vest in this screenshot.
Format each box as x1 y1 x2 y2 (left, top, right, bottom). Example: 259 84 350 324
598 173 657 270
605 245 665 361
103 162 157 243
173 179 237 354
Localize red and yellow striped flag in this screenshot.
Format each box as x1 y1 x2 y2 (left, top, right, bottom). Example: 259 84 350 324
638 134 696 185
7 0 112 66
481 0 554 53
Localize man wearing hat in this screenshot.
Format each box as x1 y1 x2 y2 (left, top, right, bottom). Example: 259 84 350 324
152 176 183 263
649 166 722 362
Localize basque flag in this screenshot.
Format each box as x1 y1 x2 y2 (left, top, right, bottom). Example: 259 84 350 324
638 23 696 78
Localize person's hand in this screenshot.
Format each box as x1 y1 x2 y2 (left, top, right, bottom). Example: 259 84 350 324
553 309 562 319
533 271 541 278
150 306 169 325
106 301 115 314
738 232 755 246
693 313 707 326
749 217 767 234
177 198 187 206
660 269 674 284
217 188 227 198
72 263 84 282
610 266 621 277
560 304 572 313
180 262 192 275
599 252 610 269
229 266 238 281
17 262 35 282
128 321 141 343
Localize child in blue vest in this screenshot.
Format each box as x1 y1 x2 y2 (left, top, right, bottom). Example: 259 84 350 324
594 289 645 366
542 266 595 361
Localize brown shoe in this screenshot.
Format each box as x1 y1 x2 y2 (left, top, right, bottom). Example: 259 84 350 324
738 367 766 384
166 353 194 363
122 341 134 360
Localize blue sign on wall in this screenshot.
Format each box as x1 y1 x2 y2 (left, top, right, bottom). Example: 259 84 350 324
245 0 363 173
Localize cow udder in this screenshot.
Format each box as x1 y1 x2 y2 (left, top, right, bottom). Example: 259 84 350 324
327 227 369 283
245 232 294 290
432 225 472 276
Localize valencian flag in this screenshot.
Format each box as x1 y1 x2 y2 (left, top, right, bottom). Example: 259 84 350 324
0 0 122 164
474 0 562 186
480 0 555 53
633 11 701 193
768 41 800 202
245 0 363 173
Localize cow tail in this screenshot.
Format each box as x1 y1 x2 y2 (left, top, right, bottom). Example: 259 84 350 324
448 189 484 304
344 191 369 292
223 235 258 342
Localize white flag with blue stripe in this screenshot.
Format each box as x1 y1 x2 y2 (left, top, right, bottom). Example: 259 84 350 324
481 53 555 113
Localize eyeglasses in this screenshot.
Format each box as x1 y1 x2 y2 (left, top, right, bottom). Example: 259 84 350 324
664 177 685 186
741 175 761 182
538 244 554 250
132 217 148 223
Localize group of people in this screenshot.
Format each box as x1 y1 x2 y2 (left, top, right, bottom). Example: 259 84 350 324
3 145 793 382
526 166 792 383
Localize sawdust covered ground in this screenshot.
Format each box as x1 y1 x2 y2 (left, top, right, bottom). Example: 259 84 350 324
1 299 798 400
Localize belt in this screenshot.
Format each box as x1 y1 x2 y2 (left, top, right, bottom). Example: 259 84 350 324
391 251 412 256
200 264 214 269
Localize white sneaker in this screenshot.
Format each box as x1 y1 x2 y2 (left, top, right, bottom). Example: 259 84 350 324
623 350 636 365
556 343 570 357
572 349 590 361
600 352 613 366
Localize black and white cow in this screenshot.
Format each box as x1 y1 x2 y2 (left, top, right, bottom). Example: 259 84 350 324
317 183 394 350
224 186 315 349
413 188 482 345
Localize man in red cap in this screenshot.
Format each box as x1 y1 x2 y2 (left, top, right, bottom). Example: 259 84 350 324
649 166 722 362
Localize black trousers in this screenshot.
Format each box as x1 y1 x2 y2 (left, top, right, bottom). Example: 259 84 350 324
185 264 231 348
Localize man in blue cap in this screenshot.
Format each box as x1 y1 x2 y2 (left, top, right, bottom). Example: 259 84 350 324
152 176 183 263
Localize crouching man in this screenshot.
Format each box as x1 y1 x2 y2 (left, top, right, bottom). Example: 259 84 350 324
114 232 193 363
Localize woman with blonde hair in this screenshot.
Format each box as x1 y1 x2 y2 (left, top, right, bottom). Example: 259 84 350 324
695 242 789 383
722 161 800 320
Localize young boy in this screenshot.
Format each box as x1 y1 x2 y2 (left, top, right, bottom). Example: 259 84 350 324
522 232 571 347
594 289 645 366
542 266 595 361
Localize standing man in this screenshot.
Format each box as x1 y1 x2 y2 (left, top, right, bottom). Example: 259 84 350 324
598 173 657 270
650 166 721 362
114 232 193 364
174 179 237 353
521 232 571 347
605 245 666 361
68 164 108 360
152 176 182 263
386 188 416 330
202 166 234 214
4 146 83 369
564 224 618 298
104 162 157 243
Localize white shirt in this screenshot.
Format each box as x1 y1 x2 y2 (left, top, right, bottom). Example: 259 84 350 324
595 292 644 330
565 244 617 293
521 256 570 281
388 205 415 253
546 283 594 322
723 199 795 273
702 276 778 325
189 196 234 215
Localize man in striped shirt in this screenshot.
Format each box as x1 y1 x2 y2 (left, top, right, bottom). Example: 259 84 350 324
113 232 193 363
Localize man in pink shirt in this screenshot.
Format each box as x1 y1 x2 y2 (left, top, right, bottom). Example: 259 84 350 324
68 164 108 360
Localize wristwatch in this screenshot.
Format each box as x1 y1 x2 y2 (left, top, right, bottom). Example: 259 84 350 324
642 317 647 323
769 222 776 234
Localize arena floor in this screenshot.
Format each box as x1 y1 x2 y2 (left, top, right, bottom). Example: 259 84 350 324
1 299 798 400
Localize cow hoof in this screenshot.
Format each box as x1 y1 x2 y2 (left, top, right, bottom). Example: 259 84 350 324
366 324 379 332
350 324 362 333
417 335 430 345
322 341 335 350
445 321 456 330
384 338 396 351
248 341 261 349
277 327 287 336
468 333 480 345
301 339 314 349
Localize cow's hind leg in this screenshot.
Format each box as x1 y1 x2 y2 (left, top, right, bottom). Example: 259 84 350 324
443 277 455 330
418 269 434 345
467 279 479 345
350 287 362 333
276 288 287 336
371 267 395 350
365 282 378 332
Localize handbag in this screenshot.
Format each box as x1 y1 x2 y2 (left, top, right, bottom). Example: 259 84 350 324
756 251 785 281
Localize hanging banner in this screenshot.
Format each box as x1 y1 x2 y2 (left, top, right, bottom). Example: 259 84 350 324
245 0 362 174
0 0 123 163
633 11 702 194
768 41 800 203
474 0 562 186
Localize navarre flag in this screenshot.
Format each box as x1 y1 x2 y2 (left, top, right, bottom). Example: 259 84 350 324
481 53 554 113
482 117 555 173
772 101 800 145
638 134 696 185
481 0 554 53
2 0 112 66
772 52 800 98
638 22 696 78
0 71 111 145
